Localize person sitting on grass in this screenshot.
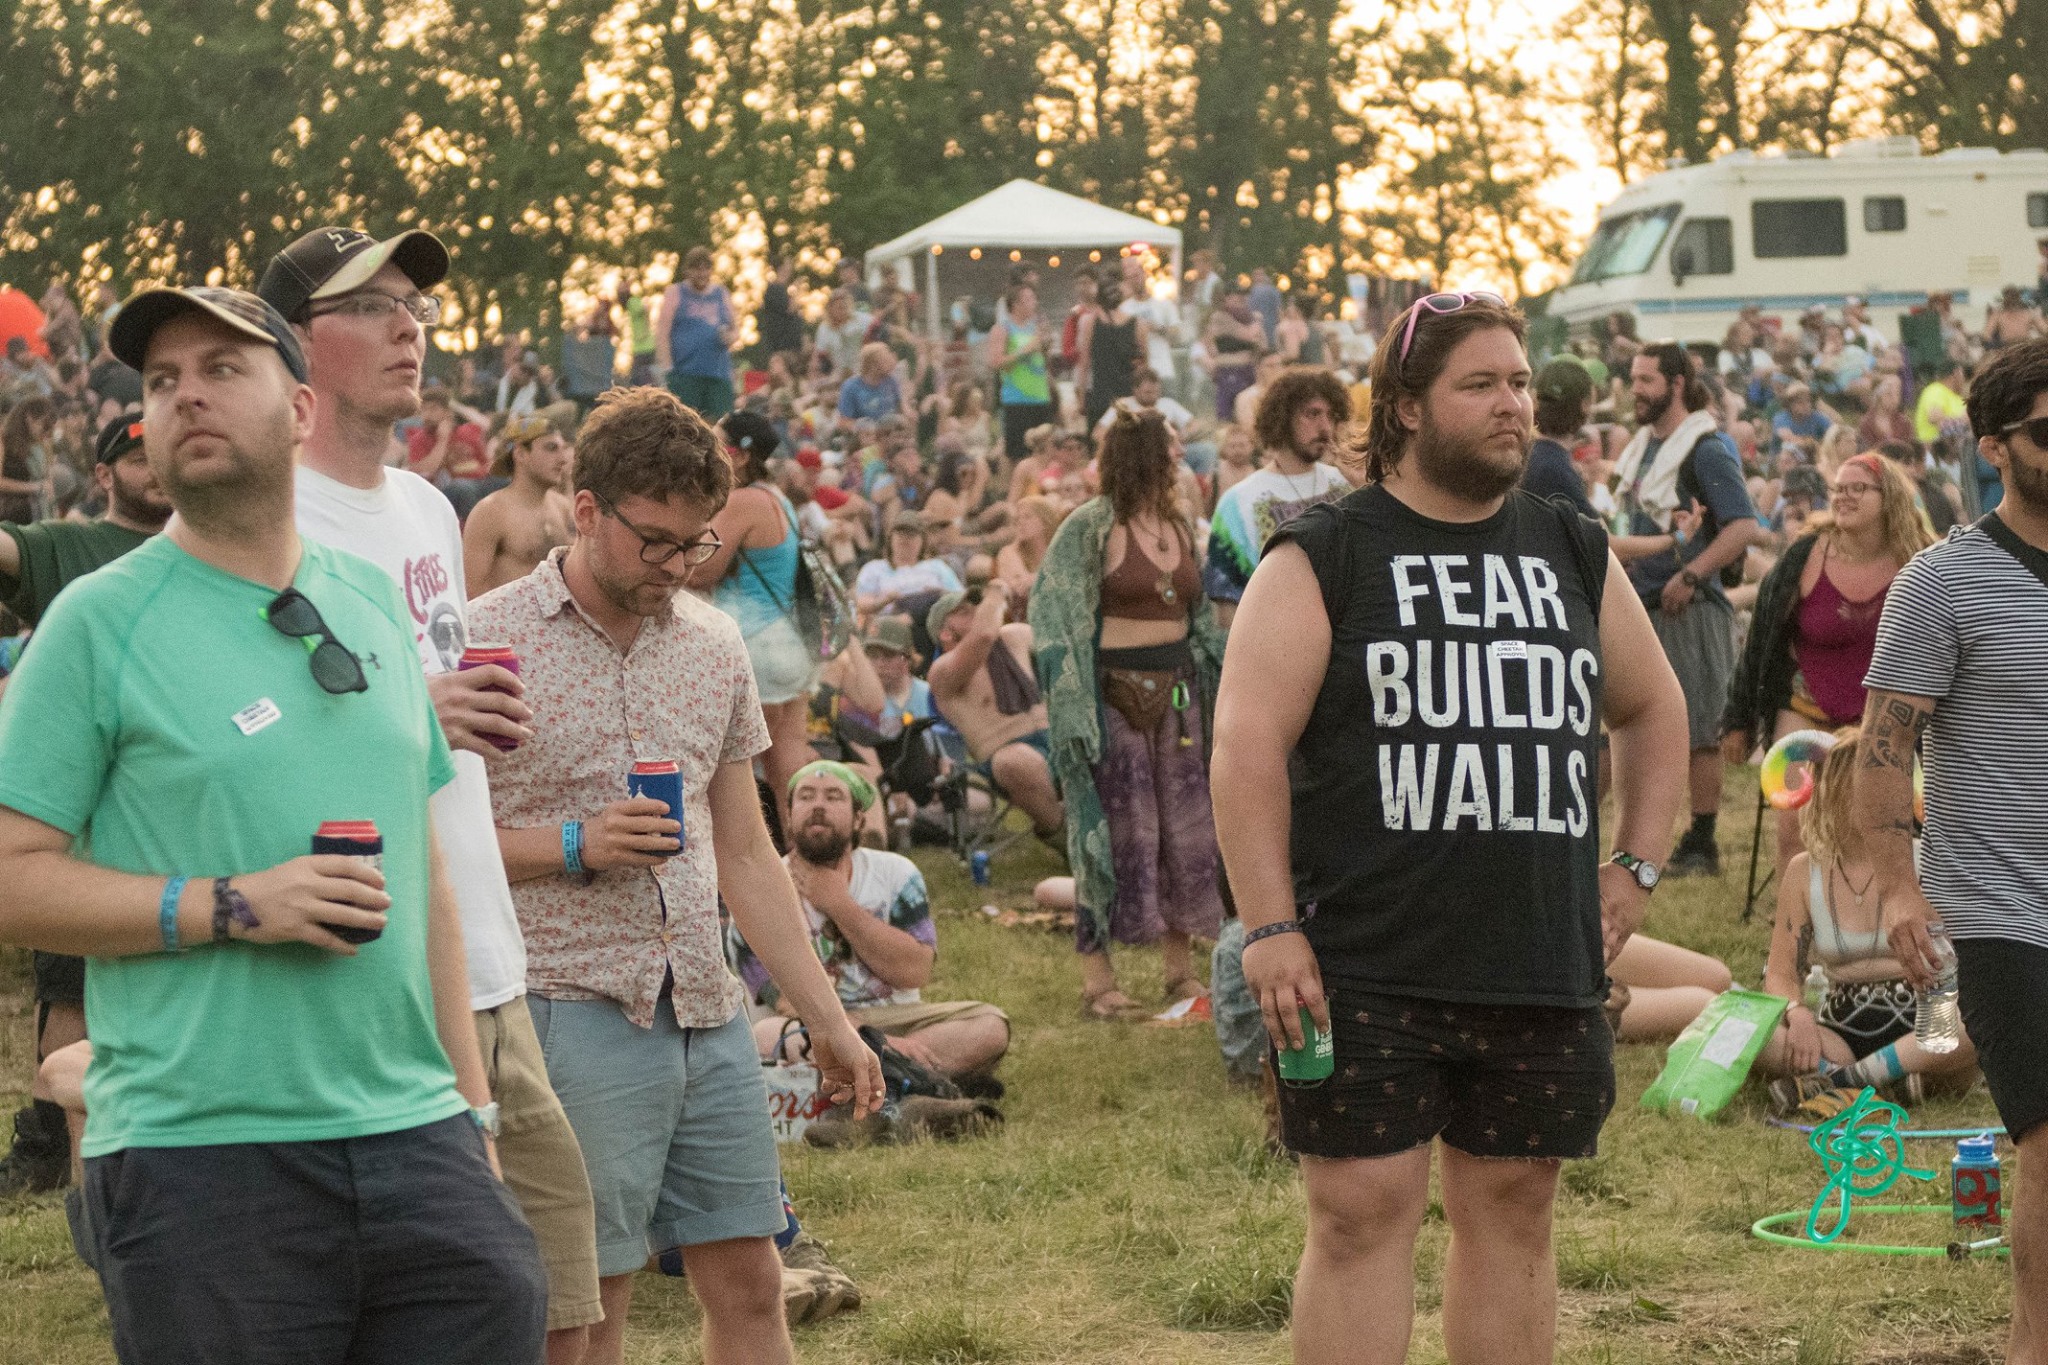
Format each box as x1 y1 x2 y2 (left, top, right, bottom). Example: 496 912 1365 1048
1754 732 1978 1119
1606 935 1734 1043
736 760 1010 1087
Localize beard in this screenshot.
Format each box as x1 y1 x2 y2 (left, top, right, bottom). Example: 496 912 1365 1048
1635 386 1674 428
1411 413 1529 504
159 407 296 532
793 819 852 866
106 469 173 528
2007 447 2048 517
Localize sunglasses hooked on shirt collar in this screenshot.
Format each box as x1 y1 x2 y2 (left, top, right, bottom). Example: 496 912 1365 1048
264 588 369 696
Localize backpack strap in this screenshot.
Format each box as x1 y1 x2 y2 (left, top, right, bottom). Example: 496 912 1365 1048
738 487 800 621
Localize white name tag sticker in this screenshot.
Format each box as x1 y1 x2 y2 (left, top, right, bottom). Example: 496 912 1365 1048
1491 639 1529 660
231 697 282 737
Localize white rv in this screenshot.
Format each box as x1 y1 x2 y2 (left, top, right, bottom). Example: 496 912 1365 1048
1549 138 2048 346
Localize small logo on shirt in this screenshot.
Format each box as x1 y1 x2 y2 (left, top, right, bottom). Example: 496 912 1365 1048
231 697 282 737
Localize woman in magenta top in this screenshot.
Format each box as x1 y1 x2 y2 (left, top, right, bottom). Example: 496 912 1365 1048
1724 452 1935 876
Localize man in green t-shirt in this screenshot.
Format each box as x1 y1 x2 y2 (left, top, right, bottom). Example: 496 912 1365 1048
0 410 170 1198
0 286 545 1364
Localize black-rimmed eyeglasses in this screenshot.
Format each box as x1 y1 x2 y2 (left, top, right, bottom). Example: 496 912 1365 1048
265 588 369 695
595 494 723 567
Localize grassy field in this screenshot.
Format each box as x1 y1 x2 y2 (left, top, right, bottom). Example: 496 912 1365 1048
0 769 2016 1364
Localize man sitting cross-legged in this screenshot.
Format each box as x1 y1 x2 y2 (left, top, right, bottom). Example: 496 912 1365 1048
737 761 1010 1091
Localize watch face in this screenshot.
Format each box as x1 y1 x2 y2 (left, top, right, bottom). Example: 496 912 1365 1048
1635 862 1660 889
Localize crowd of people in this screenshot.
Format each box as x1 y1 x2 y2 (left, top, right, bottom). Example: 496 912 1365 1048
0 220 2044 1365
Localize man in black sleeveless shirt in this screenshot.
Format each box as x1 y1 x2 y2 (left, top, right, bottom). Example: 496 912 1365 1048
1212 295 1689 1365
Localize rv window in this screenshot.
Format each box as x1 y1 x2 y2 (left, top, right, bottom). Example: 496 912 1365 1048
1568 204 1681 284
2030 193 2048 229
1863 197 1907 233
1752 199 1848 258
1670 218 1733 277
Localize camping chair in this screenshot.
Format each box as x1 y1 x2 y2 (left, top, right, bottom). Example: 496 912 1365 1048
929 722 1029 869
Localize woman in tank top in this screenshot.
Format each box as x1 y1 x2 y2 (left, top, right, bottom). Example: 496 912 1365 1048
1076 275 1147 431
1722 453 1933 880
1029 408 1227 1019
698 413 815 820
1752 735 1977 1119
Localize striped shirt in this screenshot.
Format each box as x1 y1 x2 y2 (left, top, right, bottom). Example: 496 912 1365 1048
1864 520 2048 945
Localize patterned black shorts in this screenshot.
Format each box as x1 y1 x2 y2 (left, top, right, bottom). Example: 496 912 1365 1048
1275 987 1615 1161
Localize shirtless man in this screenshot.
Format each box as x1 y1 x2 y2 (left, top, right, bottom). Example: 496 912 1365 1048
925 585 1064 839
463 404 576 598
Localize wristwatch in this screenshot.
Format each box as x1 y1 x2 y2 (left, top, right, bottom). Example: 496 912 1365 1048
1609 851 1661 892
470 1102 501 1138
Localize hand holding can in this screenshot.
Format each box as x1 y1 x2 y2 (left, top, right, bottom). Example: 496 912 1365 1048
312 821 385 944
457 645 525 752
626 761 684 857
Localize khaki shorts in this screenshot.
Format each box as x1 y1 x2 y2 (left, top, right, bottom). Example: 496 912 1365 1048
477 998 603 1331
849 999 1010 1036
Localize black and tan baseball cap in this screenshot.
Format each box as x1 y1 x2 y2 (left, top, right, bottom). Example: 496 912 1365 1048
109 287 309 382
256 226 449 322
94 411 145 465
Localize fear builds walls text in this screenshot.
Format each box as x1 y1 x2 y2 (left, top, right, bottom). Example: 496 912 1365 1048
1365 552 1598 837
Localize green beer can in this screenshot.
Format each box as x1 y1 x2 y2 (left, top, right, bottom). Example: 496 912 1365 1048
1276 1007 1335 1085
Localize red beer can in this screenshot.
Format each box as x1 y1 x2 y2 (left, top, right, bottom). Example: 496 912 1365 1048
458 644 523 752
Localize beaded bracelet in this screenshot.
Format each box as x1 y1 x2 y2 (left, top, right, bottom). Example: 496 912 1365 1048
1244 920 1304 946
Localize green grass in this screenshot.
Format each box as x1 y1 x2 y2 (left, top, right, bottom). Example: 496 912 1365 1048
0 768 2018 1362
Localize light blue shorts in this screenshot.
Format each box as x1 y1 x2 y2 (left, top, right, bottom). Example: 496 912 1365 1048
528 995 784 1277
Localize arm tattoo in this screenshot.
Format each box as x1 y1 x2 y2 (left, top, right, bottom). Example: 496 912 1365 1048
1793 921 1814 985
1859 692 1932 772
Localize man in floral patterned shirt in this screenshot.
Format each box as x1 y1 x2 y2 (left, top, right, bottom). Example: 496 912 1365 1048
472 387 882 1365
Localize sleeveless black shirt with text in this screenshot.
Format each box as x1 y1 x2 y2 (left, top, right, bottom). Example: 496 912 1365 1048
1272 485 1609 1008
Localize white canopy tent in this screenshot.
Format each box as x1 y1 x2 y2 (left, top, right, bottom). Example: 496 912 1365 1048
865 179 1184 337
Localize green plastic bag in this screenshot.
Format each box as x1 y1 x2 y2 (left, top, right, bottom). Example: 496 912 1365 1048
1638 988 1789 1120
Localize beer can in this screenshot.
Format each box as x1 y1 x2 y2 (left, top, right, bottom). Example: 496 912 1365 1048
627 760 684 857
312 820 384 944
457 644 522 752
970 850 991 887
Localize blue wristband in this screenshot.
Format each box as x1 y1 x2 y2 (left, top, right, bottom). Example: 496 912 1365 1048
160 875 189 954
562 821 586 877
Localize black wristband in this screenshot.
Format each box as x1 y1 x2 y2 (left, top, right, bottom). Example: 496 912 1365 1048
1243 920 1304 946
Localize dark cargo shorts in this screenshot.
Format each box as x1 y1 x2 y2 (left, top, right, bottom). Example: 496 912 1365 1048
1276 987 1615 1161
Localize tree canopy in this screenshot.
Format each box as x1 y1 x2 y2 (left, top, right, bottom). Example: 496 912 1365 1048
1 0 2034 328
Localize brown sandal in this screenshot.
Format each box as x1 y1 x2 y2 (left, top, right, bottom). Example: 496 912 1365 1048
1164 975 1209 1005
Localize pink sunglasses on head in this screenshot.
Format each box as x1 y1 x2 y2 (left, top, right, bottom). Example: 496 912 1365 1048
1398 291 1510 365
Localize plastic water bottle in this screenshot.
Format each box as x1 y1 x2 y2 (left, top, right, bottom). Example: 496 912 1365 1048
1804 964 1828 1010
1915 924 1962 1055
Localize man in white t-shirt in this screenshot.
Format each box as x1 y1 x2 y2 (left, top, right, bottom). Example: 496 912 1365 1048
258 227 604 1361
1118 256 1183 389
1092 368 1194 439
1204 366 1355 629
